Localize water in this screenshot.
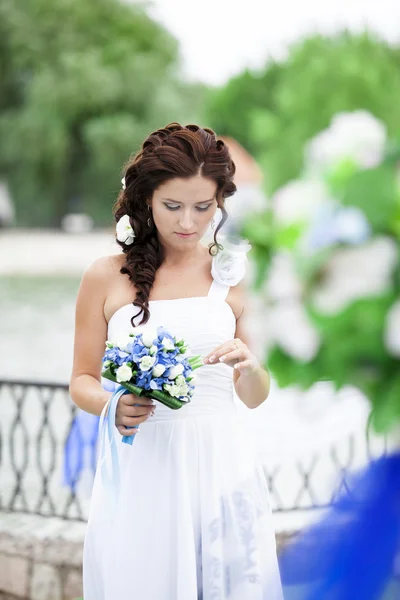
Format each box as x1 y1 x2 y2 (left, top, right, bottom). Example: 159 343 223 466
0 275 81 382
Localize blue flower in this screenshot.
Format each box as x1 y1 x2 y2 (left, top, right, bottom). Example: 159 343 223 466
103 347 130 367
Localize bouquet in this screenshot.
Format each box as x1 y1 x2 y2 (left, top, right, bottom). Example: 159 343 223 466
101 325 204 444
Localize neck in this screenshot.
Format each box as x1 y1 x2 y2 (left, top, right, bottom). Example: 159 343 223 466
161 242 207 268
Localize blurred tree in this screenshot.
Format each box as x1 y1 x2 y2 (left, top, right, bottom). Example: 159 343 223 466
0 0 204 226
204 32 400 193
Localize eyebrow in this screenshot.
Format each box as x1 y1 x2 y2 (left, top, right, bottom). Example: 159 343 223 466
162 198 215 204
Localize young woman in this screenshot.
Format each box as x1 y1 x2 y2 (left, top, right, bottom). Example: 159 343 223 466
69 123 282 599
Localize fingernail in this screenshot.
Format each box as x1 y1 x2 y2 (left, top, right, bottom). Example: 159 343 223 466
209 355 216 363
219 355 226 362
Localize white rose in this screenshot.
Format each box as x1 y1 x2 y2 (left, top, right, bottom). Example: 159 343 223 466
211 238 251 286
139 355 156 371
175 375 186 386
115 337 132 353
152 363 166 377
116 214 135 245
168 364 184 380
142 328 158 348
384 301 400 357
116 364 133 383
161 337 175 351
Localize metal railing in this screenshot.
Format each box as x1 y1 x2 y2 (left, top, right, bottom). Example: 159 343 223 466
0 379 387 521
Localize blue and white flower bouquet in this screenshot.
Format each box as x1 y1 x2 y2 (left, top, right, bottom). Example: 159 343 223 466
101 326 204 444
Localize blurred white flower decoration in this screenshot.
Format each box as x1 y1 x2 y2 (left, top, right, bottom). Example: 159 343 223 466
312 236 398 314
305 110 387 173
305 203 371 252
264 253 303 301
269 302 321 362
272 179 332 227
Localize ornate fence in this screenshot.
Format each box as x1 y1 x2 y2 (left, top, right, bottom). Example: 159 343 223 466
0 379 387 522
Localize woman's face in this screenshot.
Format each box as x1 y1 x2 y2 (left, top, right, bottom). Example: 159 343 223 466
150 175 218 250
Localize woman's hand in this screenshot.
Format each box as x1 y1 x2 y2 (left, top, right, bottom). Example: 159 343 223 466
115 394 155 436
204 338 260 376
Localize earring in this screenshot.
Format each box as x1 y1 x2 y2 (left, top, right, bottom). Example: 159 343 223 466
211 218 215 231
147 204 152 228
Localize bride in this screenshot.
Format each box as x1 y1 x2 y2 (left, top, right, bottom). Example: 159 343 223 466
69 123 283 599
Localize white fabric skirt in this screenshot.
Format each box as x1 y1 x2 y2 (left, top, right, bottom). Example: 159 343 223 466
83 410 283 600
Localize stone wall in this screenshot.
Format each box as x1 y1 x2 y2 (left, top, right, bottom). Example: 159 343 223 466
0 512 296 599
0 514 85 600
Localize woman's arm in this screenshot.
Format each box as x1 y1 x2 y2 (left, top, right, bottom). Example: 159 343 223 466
69 257 112 416
233 307 270 409
204 284 271 409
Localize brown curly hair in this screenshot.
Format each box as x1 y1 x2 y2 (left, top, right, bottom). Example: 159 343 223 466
113 122 236 325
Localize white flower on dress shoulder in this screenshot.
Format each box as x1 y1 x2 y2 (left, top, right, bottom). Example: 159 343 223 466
116 214 135 245
211 237 251 286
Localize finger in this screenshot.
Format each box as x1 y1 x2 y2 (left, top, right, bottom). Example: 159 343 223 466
203 342 228 363
122 395 155 407
233 359 257 373
218 349 251 364
123 405 155 417
205 340 246 364
121 414 151 427
117 425 139 436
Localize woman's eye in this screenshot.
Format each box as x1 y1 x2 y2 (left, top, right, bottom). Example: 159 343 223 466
196 205 212 212
165 204 180 211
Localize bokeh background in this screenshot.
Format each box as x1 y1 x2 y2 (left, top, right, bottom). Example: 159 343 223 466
1 0 400 598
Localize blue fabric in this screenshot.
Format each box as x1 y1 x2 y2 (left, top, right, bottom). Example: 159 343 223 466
63 378 116 489
63 410 100 489
279 454 400 600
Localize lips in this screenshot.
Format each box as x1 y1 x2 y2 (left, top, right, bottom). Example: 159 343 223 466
175 232 195 238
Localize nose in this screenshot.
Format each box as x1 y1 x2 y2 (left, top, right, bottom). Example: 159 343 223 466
178 210 194 231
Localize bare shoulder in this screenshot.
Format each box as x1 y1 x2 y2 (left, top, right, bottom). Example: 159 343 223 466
83 254 123 283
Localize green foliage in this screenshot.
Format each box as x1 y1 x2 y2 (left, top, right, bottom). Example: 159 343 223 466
0 0 204 225
204 32 400 193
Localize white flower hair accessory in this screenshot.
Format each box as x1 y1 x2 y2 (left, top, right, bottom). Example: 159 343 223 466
121 177 126 190
116 214 135 245
211 237 251 286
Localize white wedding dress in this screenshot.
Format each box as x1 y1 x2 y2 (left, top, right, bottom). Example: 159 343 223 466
83 257 283 600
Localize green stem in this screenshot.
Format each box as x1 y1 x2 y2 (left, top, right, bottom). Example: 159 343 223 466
102 367 187 410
